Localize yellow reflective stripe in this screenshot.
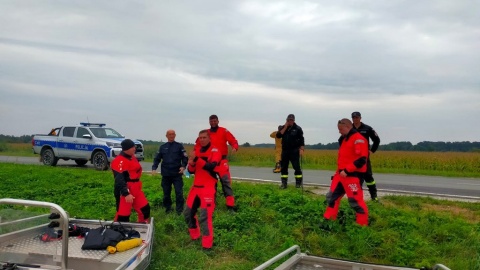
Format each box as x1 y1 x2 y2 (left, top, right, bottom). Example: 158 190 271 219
295 175 303 178
366 181 376 185
281 175 288 178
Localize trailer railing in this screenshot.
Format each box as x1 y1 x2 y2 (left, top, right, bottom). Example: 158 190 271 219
0 198 70 269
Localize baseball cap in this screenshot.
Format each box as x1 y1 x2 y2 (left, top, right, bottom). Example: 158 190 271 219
286 114 295 120
351 111 361 117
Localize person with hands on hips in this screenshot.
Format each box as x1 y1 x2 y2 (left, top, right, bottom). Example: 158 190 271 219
276 114 305 189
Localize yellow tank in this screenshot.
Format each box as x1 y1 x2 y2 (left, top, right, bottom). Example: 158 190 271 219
107 238 142 253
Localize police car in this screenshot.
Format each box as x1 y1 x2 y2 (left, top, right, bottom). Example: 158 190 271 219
32 123 144 170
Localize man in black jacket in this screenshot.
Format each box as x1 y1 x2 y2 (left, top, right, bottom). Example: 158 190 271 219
351 111 381 201
276 114 305 189
152 129 188 214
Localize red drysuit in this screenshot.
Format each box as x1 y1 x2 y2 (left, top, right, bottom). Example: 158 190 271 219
324 129 369 226
184 142 222 249
112 152 150 223
194 126 238 207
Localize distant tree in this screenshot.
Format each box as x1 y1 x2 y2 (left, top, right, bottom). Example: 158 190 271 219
0 134 33 143
309 142 338 150
254 143 275 148
379 141 413 151
2 134 480 152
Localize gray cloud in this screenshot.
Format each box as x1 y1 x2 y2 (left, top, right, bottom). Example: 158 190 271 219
0 0 479 145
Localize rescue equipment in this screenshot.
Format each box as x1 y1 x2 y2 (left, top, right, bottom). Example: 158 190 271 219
107 238 143 253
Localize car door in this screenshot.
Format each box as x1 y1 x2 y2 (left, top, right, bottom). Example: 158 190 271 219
74 127 93 159
57 126 77 158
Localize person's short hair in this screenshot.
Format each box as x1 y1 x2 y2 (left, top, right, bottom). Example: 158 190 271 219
351 111 361 117
286 114 295 120
209 115 218 120
338 118 352 127
199 129 210 136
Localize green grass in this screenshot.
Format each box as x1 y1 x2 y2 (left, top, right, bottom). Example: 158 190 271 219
0 163 479 269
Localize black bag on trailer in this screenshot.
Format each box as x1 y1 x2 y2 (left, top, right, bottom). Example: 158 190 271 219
108 222 141 239
81 226 124 250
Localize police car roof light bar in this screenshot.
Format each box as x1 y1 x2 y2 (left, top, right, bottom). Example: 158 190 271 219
80 122 106 127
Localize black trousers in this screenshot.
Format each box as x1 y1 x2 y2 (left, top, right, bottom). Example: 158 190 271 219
361 157 377 199
280 149 302 183
161 175 184 213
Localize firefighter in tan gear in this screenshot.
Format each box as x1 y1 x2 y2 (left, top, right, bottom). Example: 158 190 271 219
270 125 282 173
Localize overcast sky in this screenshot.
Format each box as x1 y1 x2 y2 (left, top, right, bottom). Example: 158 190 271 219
1 1 478 145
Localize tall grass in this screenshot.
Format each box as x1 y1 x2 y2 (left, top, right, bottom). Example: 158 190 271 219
0 163 479 269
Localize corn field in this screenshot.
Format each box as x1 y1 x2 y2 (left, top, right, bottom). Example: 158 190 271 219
4 143 480 177
190 147 479 177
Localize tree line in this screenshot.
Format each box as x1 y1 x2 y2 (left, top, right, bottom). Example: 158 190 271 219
252 141 480 152
2 134 479 152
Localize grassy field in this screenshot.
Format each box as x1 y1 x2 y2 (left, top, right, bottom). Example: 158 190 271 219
5 142 480 178
0 163 479 270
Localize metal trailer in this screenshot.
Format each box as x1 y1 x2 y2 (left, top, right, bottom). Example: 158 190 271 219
254 245 451 270
0 198 154 270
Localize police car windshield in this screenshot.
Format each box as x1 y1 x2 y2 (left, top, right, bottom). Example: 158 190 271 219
90 128 123 138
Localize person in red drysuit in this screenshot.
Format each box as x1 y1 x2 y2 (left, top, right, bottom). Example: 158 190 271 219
112 139 150 223
194 114 238 211
184 130 222 249
322 118 369 226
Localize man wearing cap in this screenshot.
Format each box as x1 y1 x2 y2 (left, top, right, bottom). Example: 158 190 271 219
111 139 150 223
351 111 381 201
270 125 283 173
276 114 305 189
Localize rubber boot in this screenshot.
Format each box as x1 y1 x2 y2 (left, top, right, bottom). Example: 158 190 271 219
368 184 378 202
295 176 303 188
280 177 288 189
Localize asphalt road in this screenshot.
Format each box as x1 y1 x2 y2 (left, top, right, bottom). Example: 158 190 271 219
1 156 479 200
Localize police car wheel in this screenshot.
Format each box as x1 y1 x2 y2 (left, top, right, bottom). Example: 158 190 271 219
41 148 58 166
92 151 109 171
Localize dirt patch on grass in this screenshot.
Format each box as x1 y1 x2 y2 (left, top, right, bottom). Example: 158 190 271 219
422 203 480 223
